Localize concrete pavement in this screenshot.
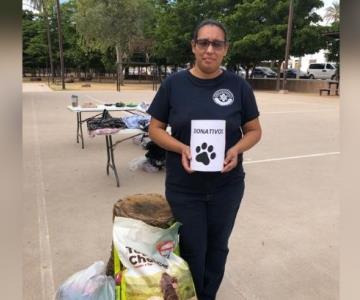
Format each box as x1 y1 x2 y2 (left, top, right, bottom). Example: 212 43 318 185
23 83 339 300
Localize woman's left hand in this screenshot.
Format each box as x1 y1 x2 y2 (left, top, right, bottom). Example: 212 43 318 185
222 147 238 173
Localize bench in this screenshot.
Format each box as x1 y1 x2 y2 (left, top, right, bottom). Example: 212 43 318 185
319 88 330 96
320 81 340 96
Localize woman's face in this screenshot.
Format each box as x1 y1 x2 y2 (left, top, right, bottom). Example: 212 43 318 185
191 25 228 74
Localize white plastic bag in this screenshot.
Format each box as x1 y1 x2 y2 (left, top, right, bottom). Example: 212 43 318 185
128 157 160 173
55 261 115 300
128 157 147 171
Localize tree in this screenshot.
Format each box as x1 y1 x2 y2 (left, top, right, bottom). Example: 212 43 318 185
224 0 326 78
23 3 111 78
75 0 155 91
55 0 66 89
61 0 105 77
323 1 339 24
323 1 339 65
323 23 339 65
28 0 56 82
23 10 49 74
151 0 238 66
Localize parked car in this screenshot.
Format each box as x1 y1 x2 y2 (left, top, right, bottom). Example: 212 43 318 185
307 63 337 80
225 65 246 78
251 67 277 78
236 66 246 78
280 68 310 79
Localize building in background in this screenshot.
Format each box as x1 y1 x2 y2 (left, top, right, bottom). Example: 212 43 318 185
288 49 330 73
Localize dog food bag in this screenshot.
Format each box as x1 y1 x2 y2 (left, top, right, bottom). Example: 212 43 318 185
113 216 197 300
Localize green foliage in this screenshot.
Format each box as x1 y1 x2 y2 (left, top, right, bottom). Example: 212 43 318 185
224 0 326 69
74 0 155 88
151 0 239 65
322 0 339 64
23 0 339 73
22 1 113 73
61 0 105 71
324 21 339 63
75 0 154 55
101 48 117 72
23 10 49 69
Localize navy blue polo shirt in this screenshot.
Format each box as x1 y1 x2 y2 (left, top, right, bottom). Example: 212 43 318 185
147 70 259 193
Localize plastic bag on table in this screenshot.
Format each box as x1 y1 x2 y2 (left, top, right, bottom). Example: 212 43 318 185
87 109 126 131
88 127 121 138
55 261 115 300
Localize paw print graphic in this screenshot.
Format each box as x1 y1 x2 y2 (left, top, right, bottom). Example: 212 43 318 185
195 142 216 165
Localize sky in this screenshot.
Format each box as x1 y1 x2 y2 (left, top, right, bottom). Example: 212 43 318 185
23 0 68 11
317 0 338 24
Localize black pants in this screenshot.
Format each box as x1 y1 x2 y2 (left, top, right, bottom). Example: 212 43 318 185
166 179 245 300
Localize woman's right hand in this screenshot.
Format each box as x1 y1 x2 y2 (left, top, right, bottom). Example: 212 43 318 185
181 146 193 173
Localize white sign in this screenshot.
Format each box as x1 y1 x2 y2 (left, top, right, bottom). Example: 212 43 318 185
190 120 226 172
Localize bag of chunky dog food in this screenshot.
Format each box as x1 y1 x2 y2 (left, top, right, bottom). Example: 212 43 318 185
113 216 197 300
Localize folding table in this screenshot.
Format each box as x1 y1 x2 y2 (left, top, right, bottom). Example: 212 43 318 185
67 104 144 149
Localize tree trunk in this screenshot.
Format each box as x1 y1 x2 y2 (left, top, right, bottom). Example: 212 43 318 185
115 45 124 91
276 60 283 91
245 66 250 79
55 0 65 90
41 0 55 83
281 0 294 91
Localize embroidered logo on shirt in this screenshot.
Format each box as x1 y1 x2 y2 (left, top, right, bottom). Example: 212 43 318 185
212 89 234 106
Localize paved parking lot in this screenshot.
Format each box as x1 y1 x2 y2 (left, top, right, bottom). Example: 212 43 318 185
23 83 339 300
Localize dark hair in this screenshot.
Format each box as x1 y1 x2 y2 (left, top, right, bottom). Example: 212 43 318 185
193 19 228 42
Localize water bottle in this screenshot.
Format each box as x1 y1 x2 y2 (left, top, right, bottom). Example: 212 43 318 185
71 95 78 107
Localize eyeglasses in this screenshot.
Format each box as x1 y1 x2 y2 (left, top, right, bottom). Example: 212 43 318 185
195 39 226 51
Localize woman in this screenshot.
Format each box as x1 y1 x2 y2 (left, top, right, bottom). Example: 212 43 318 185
147 19 262 300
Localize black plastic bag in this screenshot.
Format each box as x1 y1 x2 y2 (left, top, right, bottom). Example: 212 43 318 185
87 110 126 131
